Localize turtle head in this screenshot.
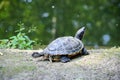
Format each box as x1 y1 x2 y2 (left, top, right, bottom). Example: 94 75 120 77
75 27 85 40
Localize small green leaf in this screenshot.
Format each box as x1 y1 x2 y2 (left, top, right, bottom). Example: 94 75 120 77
0 22 35 49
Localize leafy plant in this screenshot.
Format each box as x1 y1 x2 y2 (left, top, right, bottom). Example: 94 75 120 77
0 39 9 48
0 23 35 49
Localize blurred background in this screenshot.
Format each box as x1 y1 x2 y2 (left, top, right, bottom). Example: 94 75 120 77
0 0 120 48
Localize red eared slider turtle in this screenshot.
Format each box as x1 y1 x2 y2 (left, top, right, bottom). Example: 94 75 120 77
32 27 89 63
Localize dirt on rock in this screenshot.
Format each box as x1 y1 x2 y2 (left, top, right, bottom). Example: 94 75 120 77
0 48 120 80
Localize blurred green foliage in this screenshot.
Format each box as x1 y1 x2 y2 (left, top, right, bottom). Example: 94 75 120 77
0 23 35 49
0 0 120 47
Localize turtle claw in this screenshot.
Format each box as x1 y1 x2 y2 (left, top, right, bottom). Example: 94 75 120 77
60 56 70 63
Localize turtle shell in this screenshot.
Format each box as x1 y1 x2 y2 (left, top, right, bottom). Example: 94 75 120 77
43 36 84 55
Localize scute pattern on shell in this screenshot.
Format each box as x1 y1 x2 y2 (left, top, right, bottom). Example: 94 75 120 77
43 36 83 55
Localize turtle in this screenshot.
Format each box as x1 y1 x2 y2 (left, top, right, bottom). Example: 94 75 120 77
32 27 89 63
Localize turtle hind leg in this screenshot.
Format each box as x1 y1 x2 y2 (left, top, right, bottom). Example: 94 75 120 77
82 48 89 55
32 52 44 58
49 55 53 63
60 55 70 63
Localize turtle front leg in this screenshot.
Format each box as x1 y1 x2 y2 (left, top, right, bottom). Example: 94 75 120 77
60 55 70 63
82 48 89 55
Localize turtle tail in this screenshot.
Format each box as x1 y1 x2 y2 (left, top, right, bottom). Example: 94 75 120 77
32 52 44 58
